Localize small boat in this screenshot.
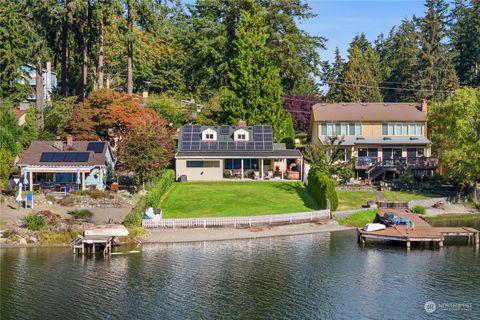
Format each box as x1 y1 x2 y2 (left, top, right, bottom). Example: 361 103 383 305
364 223 386 232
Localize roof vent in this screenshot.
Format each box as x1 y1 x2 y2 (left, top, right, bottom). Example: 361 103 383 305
383 137 392 140
356 137 365 140
409 137 419 140
361 103 367 106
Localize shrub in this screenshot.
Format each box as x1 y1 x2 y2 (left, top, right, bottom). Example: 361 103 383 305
46 195 57 203
71 189 111 199
307 169 338 211
58 195 76 206
124 169 175 227
67 209 94 220
22 214 45 231
412 205 426 215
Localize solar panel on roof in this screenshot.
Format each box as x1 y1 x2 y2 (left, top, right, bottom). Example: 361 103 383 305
40 152 54 162
253 125 263 133
53 153 65 162
227 142 235 150
191 142 200 150
76 152 90 162
220 126 230 135
64 153 78 162
253 134 263 141
87 142 105 153
209 142 219 150
263 126 272 134
264 142 273 150
264 133 273 142
246 142 255 150
182 142 191 150
192 125 202 133
191 134 201 141
219 142 228 150
254 142 263 149
200 142 209 150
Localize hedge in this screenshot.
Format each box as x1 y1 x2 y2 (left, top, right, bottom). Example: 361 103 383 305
124 169 175 227
307 169 338 211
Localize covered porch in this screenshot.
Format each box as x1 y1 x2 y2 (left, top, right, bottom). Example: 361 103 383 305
20 166 94 192
223 157 303 181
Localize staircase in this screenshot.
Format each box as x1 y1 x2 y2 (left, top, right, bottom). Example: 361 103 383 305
366 159 407 182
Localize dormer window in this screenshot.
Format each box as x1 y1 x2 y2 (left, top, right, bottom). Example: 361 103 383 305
201 128 217 141
234 128 249 141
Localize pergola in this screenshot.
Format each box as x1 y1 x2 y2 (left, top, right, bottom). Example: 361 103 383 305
21 166 96 191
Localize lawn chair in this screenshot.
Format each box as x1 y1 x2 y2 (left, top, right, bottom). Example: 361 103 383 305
254 171 260 180
25 192 34 209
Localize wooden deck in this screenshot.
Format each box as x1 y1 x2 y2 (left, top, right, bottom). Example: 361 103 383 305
357 208 480 249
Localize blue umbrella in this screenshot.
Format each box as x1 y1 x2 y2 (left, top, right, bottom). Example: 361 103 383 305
76 170 81 185
23 169 28 186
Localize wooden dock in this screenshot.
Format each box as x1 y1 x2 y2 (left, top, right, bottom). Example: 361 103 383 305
357 208 480 249
73 224 129 256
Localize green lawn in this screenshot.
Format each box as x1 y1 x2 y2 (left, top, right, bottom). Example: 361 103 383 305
160 181 320 218
336 191 377 211
382 191 440 202
337 209 378 227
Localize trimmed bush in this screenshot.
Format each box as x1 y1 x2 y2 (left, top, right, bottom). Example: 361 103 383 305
68 209 94 220
46 195 57 203
124 169 175 227
412 205 426 215
22 214 45 231
307 169 338 211
71 189 111 199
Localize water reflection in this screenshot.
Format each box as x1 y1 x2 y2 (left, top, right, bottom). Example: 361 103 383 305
1 230 479 320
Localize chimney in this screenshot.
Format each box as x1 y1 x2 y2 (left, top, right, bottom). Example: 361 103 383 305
238 119 247 127
66 135 73 149
421 99 428 113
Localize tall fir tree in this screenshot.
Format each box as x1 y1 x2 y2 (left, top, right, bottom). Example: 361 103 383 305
451 0 480 86
379 20 420 102
415 0 459 102
323 47 345 102
341 45 382 102
221 0 293 142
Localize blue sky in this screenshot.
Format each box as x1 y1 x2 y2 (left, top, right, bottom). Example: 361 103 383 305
299 0 426 62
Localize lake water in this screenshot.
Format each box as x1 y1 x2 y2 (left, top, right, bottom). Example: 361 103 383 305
1 229 479 320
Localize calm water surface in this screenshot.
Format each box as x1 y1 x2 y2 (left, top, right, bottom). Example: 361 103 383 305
1 230 479 320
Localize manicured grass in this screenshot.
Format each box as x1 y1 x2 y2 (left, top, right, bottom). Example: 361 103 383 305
337 209 378 227
160 181 319 218
382 191 440 202
424 214 480 224
336 191 377 211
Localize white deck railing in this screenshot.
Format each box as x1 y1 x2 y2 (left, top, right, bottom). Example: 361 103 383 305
142 210 330 229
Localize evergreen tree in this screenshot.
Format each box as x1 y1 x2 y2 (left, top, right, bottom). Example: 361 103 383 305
415 0 459 102
324 47 345 102
341 45 382 102
221 0 293 142
451 0 480 86
379 20 420 102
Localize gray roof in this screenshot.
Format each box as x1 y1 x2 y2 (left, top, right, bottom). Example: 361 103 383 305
176 149 302 159
17 141 111 167
320 136 430 146
312 102 428 122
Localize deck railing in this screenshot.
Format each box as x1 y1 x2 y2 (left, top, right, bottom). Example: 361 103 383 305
142 210 331 229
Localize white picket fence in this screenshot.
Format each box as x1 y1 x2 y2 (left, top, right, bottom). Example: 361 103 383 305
142 210 331 229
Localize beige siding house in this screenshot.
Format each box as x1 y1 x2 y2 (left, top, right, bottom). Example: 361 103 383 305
309 102 438 182
175 123 303 181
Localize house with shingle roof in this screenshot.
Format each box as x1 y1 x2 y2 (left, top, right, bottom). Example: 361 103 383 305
175 121 303 181
310 102 438 182
16 136 115 191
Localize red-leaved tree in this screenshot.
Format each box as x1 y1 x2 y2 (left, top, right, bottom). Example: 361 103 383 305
284 95 319 133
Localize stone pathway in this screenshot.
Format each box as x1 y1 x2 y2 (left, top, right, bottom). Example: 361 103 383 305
374 190 386 202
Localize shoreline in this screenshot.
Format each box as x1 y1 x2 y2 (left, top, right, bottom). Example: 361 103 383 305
0 221 353 248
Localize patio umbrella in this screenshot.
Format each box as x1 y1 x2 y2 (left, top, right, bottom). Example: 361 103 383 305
76 169 81 185
16 183 23 202
23 169 28 186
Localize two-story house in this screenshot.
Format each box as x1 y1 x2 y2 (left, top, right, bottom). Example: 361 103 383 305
309 102 438 182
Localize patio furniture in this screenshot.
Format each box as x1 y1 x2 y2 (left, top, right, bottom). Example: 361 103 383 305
254 171 260 180
266 170 273 179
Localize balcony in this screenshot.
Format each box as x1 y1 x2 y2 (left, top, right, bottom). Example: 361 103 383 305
356 157 438 171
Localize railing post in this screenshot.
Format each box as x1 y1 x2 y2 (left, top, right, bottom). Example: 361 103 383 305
249 219 252 227
204 219 206 229
269 217 272 225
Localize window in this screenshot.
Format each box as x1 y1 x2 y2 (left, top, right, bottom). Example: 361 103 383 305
358 148 378 158
205 133 214 140
320 122 361 135
186 161 220 168
224 159 258 170
238 134 246 140
383 122 424 136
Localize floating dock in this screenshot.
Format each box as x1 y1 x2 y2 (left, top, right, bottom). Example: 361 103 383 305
357 208 479 249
